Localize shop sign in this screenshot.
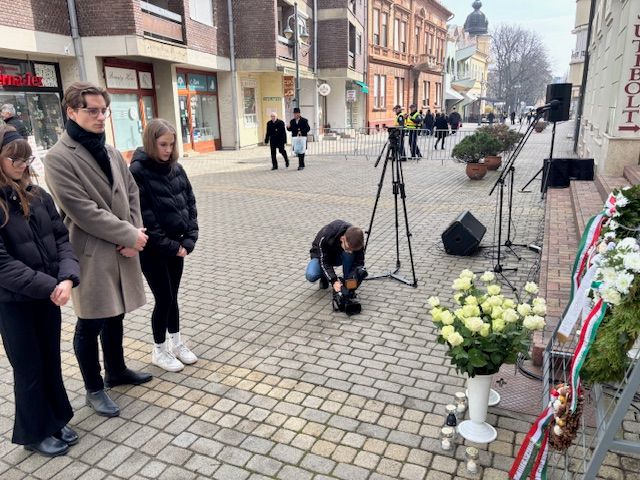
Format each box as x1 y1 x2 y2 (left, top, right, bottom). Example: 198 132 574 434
188 73 208 91
139 71 153 89
207 75 217 92
105 67 138 90
177 73 187 89
283 76 295 97
263 96 282 102
346 90 357 102
0 73 44 87
318 83 331 96
618 15 640 134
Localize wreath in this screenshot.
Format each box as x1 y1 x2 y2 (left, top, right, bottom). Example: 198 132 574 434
548 383 583 451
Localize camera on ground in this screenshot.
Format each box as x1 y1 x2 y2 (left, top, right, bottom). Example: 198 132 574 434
332 266 368 316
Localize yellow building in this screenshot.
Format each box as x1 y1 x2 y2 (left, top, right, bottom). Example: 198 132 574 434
568 0 590 116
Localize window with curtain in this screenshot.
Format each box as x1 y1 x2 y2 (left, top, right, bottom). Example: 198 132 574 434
189 0 214 26
400 21 407 53
394 77 404 107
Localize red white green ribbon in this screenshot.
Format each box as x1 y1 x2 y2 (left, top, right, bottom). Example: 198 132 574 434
569 298 608 412
532 431 550 480
509 397 557 480
570 214 605 300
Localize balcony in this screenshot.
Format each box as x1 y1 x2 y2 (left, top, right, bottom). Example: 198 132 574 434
140 1 184 44
411 53 442 72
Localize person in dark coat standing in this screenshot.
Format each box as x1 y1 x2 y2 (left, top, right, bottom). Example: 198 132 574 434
45 82 152 419
287 107 310 170
510 111 516 125
1 104 29 139
0 125 80 457
130 119 199 373
448 107 462 135
422 109 435 135
264 112 289 170
434 113 449 149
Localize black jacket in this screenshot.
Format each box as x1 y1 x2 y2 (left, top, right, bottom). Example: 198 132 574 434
4 116 29 139
310 220 365 284
435 115 449 130
129 148 198 256
287 117 310 137
423 113 435 129
448 111 462 128
265 119 287 147
0 186 80 302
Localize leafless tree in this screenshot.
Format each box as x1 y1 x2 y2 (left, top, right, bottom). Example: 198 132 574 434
487 24 552 113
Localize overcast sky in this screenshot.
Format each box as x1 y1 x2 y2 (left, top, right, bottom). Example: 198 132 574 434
445 0 576 77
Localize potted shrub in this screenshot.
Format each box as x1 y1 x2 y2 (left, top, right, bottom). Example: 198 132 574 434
534 120 548 133
452 133 489 180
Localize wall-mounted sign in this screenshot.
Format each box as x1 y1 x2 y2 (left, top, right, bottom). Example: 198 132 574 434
283 76 295 97
617 15 640 134
346 90 357 102
105 66 138 90
188 73 208 91
139 71 153 89
0 73 44 87
318 83 331 96
263 96 282 102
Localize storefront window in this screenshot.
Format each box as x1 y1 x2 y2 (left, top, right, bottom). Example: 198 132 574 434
110 93 142 152
191 94 219 143
176 70 221 152
243 87 257 126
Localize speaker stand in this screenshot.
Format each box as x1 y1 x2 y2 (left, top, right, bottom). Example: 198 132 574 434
364 131 418 288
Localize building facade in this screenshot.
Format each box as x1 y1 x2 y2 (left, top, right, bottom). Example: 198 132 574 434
568 0 590 117
578 0 640 175
366 0 452 129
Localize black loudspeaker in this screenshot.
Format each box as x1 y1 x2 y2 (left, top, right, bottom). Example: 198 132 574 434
545 83 571 123
442 211 486 256
545 158 595 189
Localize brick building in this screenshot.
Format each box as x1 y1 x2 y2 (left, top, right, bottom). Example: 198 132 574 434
366 0 452 129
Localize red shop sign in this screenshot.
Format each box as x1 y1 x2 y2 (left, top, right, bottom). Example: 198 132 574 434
0 73 44 87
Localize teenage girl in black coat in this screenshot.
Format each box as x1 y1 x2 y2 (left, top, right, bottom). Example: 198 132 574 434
0 126 80 457
129 119 198 373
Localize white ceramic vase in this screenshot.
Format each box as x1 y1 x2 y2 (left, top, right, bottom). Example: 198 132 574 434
458 374 498 444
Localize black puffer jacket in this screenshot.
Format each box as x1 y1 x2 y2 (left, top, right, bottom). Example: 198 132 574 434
129 148 198 256
0 185 80 302
310 219 365 284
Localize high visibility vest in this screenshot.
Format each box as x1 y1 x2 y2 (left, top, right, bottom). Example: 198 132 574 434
393 114 404 128
405 112 420 129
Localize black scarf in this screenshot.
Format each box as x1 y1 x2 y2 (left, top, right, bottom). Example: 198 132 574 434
65 120 113 185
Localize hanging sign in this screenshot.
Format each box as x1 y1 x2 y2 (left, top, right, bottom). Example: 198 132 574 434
283 76 295 97
346 90 357 102
318 83 331 96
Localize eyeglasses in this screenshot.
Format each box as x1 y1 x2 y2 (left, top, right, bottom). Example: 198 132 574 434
75 107 111 118
8 156 36 167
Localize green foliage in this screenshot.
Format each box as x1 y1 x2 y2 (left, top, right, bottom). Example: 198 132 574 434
451 131 503 163
477 124 524 152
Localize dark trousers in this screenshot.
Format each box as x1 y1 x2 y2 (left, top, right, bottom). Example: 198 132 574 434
0 301 73 445
74 314 127 392
140 250 184 344
270 144 289 168
297 153 305 168
434 130 447 149
408 130 421 157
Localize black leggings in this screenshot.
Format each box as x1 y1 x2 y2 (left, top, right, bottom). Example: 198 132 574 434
140 250 184 344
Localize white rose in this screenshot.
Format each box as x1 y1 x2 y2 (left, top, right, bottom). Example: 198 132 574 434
464 295 478 306
428 296 440 307
600 287 622 305
488 295 503 306
491 306 504 319
492 318 506 332
523 315 544 330
480 324 491 337
453 277 472 291
480 271 496 282
517 303 532 316
454 292 464 305
487 284 501 296
459 269 475 280
532 304 547 316
615 193 629 207
502 299 516 309
532 297 546 307
503 308 519 323
430 308 443 322
441 325 455 340
615 272 634 294
599 267 618 284
623 252 640 272
524 282 539 294
447 332 464 347
465 317 484 333
619 237 639 251
462 304 481 318
608 220 619 231
440 310 455 325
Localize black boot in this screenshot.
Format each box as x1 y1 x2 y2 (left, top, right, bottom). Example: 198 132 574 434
86 390 120 417
104 368 152 388
54 425 79 446
24 436 69 457
319 277 329 290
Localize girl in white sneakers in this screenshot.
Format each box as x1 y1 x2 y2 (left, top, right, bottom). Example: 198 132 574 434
130 119 198 372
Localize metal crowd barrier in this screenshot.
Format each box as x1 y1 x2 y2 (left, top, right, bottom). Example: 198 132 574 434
305 127 477 163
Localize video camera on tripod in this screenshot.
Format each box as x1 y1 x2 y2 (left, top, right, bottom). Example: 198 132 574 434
332 266 368 316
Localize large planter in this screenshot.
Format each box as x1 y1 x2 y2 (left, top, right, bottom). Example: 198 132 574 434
458 374 498 444
466 162 488 180
484 155 502 171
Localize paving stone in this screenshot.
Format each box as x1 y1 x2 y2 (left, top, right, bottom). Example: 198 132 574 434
245 454 282 476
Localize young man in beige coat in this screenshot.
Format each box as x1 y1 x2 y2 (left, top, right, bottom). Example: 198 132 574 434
45 82 152 418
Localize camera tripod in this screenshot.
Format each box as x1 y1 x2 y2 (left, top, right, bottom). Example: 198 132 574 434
364 129 418 287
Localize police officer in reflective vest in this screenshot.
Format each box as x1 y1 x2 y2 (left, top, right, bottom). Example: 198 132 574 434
392 105 406 158
405 104 423 158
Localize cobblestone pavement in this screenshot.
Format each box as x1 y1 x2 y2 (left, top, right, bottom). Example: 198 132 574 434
1 122 636 479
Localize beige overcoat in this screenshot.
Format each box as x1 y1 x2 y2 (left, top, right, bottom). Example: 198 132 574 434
44 131 146 319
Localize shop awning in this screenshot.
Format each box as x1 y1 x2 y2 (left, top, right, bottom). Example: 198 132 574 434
354 80 369 93
446 88 464 100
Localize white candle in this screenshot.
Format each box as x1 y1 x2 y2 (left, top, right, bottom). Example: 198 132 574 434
441 438 451 450
467 459 478 473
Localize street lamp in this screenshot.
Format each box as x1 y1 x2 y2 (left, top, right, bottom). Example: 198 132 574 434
283 2 310 110
477 78 487 125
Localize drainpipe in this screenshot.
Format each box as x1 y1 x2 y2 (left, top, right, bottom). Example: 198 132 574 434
66 0 87 81
573 0 596 154
443 13 454 115
313 0 319 140
227 0 241 150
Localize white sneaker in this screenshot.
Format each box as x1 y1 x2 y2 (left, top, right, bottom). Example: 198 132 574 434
170 341 198 365
152 348 184 372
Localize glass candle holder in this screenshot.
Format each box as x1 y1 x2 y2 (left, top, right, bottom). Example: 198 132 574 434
455 391 467 414
466 446 479 473
440 426 454 451
445 403 458 427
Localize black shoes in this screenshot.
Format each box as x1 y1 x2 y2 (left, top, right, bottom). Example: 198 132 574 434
297 166 305 170
104 368 152 388
319 277 329 290
271 166 278 170
24 436 69 457
86 390 120 417
54 425 79 446
285 159 290 168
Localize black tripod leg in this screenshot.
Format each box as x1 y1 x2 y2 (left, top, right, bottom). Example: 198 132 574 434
519 166 544 192
396 153 418 287
365 145 391 252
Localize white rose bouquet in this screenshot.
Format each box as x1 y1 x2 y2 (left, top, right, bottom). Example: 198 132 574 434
429 270 546 378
